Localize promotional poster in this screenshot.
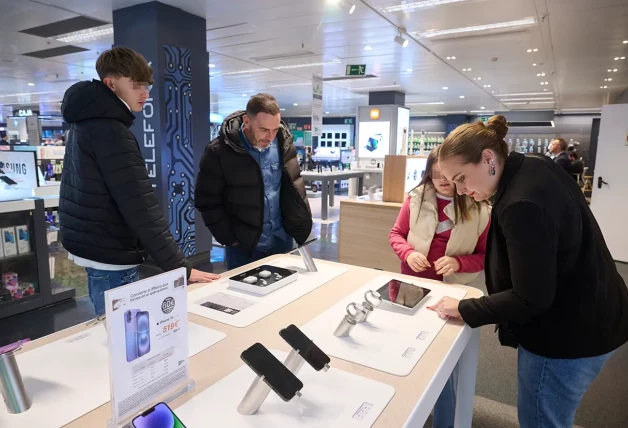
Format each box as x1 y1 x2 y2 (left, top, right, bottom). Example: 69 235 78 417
0 151 38 202
105 268 189 425
358 121 391 159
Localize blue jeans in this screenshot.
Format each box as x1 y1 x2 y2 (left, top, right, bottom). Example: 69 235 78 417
86 267 140 316
225 237 294 270
432 363 459 428
518 346 613 427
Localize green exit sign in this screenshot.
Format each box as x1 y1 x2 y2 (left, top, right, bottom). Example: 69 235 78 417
480 116 488 122
346 64 366 76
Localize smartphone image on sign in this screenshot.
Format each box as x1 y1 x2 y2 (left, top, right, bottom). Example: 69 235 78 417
279 324 330 371
125 309 140 362
376 279 431 312
137 311 151 357
240 343 303 402
132 402 186 428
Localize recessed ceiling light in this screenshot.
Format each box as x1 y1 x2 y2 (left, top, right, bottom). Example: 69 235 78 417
415 17 537 38
615 57 620 60
364 45 373 51
622 57 626 60
407 68 413 72
208 63 216 68
446 56 456 60
480 106 485 109
527 49 532 53
55 25 113 44
293 103 299 106
242 94 247 96
491 91 495 93
608 69 612 72
406 101 446 105
326 111 330 114
613 69 618 72
27 83 35 86
608 78 613 81
500 97 555 101
544 88 548 91
459 95 465 98
533 48 538 52
624 40 628 44
533 63 538 66
442 86 448 90
477 77 482 80
349 4 356 14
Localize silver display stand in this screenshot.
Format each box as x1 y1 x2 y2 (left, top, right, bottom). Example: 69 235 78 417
237 349 305 415
0 342 31 414
287 244 318 273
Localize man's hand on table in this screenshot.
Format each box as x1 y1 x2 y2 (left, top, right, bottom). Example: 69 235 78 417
189 269 221 283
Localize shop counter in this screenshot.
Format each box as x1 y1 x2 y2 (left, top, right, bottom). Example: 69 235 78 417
16 256 482 428
339 199 403 272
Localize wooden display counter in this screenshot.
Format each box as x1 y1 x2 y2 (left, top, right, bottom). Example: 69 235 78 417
15 256 483 428
339 199 403 272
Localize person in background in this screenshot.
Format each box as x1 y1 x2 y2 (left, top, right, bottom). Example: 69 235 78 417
389 146 490 428
549 137 572 173
53 135 66 146
434 115 628 428
60 47 219 317
0 134 8 144
570 150 585 176
195 93 312 270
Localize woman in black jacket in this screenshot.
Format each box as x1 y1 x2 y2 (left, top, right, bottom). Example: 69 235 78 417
430 115 628 427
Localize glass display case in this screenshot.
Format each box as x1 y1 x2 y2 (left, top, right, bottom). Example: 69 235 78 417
0 198 75 320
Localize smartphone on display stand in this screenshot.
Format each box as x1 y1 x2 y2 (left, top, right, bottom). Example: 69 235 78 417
376 279 432 313
132 402 186 428
240 343 304 402
279 324 330 371
285 237 318 254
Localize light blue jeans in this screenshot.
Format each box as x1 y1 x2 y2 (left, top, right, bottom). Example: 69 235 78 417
86 267 140 316
432 348 613 428
517 346 613 427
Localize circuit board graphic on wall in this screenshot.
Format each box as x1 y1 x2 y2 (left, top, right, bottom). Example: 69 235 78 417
164 44 196 256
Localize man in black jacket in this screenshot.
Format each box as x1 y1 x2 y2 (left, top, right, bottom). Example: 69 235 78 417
195 94 312 269
549 138 572 174
60 47 218 316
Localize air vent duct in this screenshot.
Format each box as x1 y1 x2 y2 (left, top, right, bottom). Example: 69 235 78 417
250 51 317 62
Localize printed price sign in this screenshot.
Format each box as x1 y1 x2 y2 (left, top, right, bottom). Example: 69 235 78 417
105 268 190 426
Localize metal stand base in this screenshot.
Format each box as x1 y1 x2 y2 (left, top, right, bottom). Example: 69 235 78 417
298 246 318 273
237 349 305 415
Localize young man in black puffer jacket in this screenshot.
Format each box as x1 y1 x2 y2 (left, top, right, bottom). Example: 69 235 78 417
195 94 312 269
60 47 218 316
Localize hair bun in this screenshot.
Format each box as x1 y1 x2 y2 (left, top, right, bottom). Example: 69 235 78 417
486 115 509 140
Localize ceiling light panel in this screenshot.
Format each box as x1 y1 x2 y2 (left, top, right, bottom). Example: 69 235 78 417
495 92 553 96
381 0 468 13
414 17 537 38
56 25 113 44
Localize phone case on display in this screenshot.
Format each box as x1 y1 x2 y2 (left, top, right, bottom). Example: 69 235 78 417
15 225 30 254
2 228 17 257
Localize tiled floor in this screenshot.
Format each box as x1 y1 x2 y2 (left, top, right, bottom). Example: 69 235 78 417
1 220 627 427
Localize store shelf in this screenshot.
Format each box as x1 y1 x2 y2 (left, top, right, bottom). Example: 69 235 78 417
51 282 75 303
0 199 35 214
0 252 36 263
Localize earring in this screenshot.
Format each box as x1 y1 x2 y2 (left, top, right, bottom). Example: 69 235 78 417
489 159 496 176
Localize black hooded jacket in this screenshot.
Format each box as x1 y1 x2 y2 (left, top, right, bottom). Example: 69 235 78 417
195 111 312 251
59 80 190 276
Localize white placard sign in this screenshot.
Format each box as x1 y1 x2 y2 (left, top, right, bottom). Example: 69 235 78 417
312 74 323 138
105 268 190 426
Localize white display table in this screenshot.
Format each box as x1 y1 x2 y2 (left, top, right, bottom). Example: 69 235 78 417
14 256 482 428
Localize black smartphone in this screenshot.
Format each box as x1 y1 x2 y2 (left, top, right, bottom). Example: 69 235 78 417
285 237 318 254
240 343 303 402
132 402 186 428
279 324 330 371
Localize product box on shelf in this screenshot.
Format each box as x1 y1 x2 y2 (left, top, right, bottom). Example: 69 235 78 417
1 228 17 257
2 272 18 293
15 225 30 254
0 231 3 259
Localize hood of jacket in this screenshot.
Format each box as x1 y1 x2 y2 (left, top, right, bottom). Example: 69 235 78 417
61 79 135 127
219 110 293 153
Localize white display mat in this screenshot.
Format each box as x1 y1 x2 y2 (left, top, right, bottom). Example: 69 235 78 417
302 275 467 376
176 350 395 427
0 322 225 428
188 257 348 327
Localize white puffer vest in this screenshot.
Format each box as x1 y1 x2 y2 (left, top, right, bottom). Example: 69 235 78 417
407 184 490 285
